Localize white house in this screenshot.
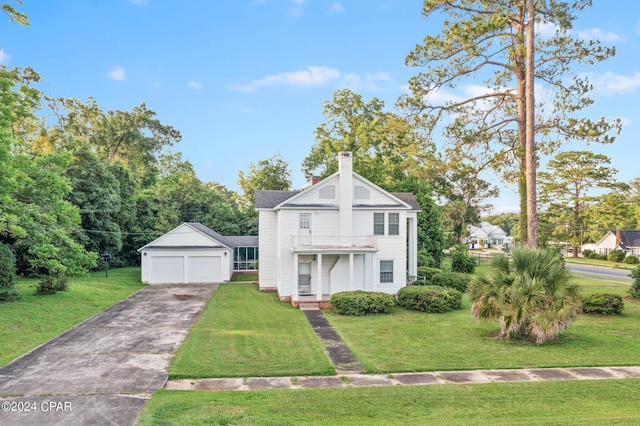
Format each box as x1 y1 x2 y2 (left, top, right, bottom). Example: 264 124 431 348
255 152 421 307
592 230 640 258
138 222 258 284
466 222 509 249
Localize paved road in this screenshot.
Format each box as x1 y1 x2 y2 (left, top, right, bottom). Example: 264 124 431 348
0 284 217 426
566 262 632 281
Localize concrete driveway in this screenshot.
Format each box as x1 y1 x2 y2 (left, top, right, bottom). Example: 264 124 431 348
0 283 217 426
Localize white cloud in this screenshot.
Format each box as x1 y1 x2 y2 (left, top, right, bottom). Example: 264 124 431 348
576 27 624 42
289 0 305 16
107 66 126 81
340 71 393 91
188 81 203 90
0 49 9 65
588 71 640 95
328 2 344 14
230 66 341 92
536 21 559 39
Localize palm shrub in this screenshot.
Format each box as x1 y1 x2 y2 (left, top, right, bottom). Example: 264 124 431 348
468 248 581 344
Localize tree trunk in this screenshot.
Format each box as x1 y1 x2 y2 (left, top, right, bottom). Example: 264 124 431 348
524 0 537 248
515 3 528 247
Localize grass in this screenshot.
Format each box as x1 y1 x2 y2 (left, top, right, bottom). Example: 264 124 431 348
230 273 258 282
137 379 640 425
0 267 144 367
324 277 640 373
168 283 335 379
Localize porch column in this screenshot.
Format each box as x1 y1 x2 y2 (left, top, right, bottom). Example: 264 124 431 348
349 253 354 291
408 216 418 277
292 253 299 302
316 253 323 300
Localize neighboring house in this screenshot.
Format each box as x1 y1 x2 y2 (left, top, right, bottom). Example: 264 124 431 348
592 230 640 258
466 222 509 249
255 151 421 307
138 222 258 284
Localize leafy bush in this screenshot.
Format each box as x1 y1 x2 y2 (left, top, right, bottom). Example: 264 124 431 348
0 243 17 302
607 250 625 263
623 255 639 265
35 274 70 296
581 249 593 258
329 291 394 316
582 293 624 315
450 246 477 274
629 265 640 298
430 272 470 293
417 249 437 268
397 285 463 313
587 252 598 259
596 254 608 261
416 266 442 282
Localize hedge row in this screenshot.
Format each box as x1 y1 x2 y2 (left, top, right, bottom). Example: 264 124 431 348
329 291 395 316
582 293 624 315
396 285 463 313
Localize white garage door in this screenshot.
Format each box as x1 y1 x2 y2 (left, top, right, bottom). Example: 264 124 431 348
149 254 222 283
150 256 184 283
188 256 221 283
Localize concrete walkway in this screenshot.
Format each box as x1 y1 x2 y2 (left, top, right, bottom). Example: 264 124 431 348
0 284 217 426
166 365 640 391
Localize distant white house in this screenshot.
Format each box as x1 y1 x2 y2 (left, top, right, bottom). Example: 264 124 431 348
591 230 640 258
466 222 509 249
138 222 258 284
255 152 421 307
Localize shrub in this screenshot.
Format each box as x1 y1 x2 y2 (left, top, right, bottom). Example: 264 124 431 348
329 291 394 316
35 274 69 296
582 293 624 315
581 249 593 258
430 272 470 293
623 255 639 265
587 252 599 259
0 243 17 302
629 265 640 298
607 250 625 263
417 249 437 268
596 254 608 261
450 246 477 274
416 266 442 282
397 285 463 313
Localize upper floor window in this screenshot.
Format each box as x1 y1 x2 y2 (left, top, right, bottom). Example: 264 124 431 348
388 213 399 236
299 213 311 230
373 213 385 235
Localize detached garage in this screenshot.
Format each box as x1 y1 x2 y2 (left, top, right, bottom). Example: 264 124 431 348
139 222 236 284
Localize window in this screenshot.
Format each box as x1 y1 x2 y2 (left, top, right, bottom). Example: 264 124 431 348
234 246 259 271
299 213 311 230
388 213 399 235
380 260 393 283
373 213 385 235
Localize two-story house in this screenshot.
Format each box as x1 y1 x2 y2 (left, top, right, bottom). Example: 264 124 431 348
255 152 421 307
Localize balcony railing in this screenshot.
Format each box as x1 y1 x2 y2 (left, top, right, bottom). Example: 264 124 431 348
291 235 378 252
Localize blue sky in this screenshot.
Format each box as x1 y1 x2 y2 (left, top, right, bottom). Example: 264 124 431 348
2 0 639 213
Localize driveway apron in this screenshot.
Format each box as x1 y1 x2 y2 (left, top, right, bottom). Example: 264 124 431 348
0 283 217 426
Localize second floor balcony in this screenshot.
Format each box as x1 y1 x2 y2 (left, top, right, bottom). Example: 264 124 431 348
291 235 378 253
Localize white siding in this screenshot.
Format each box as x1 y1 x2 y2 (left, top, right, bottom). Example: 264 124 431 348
258 210 278 290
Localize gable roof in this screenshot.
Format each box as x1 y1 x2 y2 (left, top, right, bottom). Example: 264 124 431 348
254 178 421 212
595 229 640 249
138 222 251 251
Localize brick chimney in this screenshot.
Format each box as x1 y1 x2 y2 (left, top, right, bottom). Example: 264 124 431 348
338 152 353 237
311 176 321 185
616 229 621 245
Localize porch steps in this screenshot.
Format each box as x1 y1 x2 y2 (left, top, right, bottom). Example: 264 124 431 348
298 302 321 311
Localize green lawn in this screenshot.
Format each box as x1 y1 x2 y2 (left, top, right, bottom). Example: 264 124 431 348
325 286 640 373
168 283 335 379
0 267 144 367
137 379 640 425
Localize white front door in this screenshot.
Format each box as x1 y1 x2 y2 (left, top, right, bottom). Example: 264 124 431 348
298 262 311 294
